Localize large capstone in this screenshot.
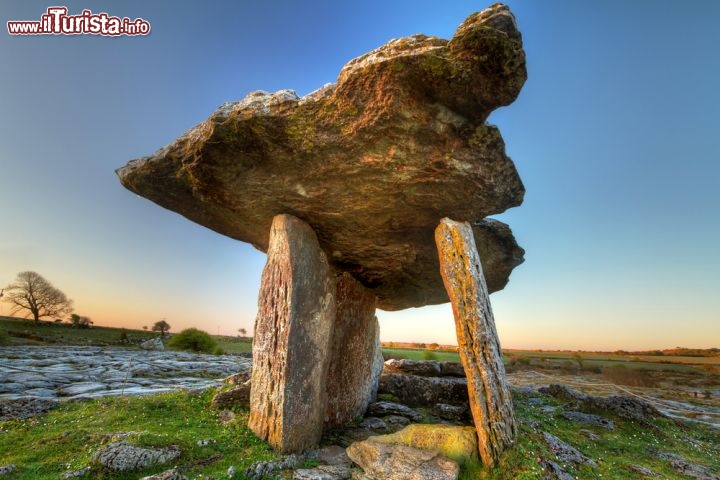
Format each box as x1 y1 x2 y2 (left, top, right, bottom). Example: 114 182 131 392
116 3 526 311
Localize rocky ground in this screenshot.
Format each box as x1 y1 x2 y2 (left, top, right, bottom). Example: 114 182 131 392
0 355 718 479
0 346 250 401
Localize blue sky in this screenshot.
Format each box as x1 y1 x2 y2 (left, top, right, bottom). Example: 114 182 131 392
1 0 718 350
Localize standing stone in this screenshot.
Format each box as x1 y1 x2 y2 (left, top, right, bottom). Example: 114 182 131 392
325 272 384 428
434 218 516 468
250 214 336 453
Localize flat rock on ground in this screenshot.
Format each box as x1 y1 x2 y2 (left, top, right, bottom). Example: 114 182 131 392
91 441 181 472
0 346 250 401
347 439 460 480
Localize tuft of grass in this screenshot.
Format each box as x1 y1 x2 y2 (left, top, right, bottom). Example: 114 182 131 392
0 389 276 479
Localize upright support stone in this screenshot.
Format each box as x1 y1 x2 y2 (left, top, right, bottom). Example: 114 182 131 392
434 218 516 468
249 214 335 453
325 272 384 428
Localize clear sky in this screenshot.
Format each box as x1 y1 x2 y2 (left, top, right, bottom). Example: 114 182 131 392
1 1 718 351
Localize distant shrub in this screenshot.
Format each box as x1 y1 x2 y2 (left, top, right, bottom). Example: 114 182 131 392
602 364 657 387
421 350 439 361
167 328 218 354
212 346 225 355
0 329 8 345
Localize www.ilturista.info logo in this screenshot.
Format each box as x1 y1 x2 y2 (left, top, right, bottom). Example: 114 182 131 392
7 7 150 36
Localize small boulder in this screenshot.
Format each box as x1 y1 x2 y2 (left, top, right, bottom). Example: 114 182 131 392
383 360 465 378
383 415 411 432
347 439 459 480
211 384 251 409
378 374 468 407
542 432 597 468
540 460 575 480
359 417 388 433
366 402 422 422
0 397 58 421
369 424 478 465
384 359 441 377
293 465 352 480
307 445 352 467
140 337 165 351
91 441 181 472
224 370 251 385
654 451 718 480
432 404 469 423
60 467 92 479
561 411 614 430
140 468 188 480
628 465 660 477
0 465 17 476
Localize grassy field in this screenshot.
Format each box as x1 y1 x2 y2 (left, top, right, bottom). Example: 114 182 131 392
0 384 717 479
0 389 276 480
0 316 157 346
382 347 461 362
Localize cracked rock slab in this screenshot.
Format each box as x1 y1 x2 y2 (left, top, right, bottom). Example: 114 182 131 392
91 441 181 472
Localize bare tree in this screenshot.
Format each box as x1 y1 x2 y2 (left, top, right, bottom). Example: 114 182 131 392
152 319 171 338
2 271 73 323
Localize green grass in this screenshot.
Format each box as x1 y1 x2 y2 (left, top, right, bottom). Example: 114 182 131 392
0 389 276 479
468 389 720 479
3 387 716 479
215 337 253 355
0 316 156 347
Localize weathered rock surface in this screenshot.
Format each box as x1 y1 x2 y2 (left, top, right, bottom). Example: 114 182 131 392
347 439 459 480
432 403 469 422
0 396 58 420
435 218 516 467
383 359 465 378
0 465 17 476
540 460 575 480
249 214 335 453
91 441 181 472
379 373 468 407
293 465 352 480
211 384 251 409
0 346 250 401
366 401 423 422
140 468 188 480
654 451 719 480
539 384 663 427
140 337 165 351
308 445 352 467
560 410 614 430
244 454 306 480
370 424 479 465
116 4 526 311
325 273 384 428
542 432 597 468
